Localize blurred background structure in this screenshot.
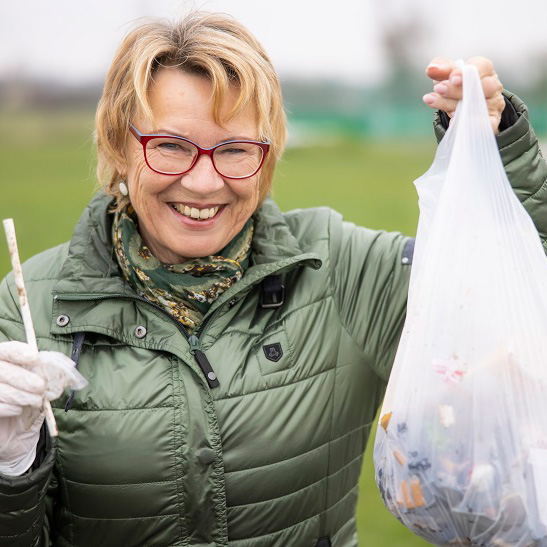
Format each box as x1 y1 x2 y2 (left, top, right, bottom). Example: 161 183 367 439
1 1 546 545
2 0 547 136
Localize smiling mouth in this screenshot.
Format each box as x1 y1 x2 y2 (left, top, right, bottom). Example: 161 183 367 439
170 203 222 221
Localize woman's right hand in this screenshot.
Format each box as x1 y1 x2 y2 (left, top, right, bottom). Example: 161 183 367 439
0 341 87 476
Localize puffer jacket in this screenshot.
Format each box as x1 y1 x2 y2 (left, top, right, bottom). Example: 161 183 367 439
0 93 546 547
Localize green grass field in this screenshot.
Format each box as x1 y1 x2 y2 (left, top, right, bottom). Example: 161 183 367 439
0 110 437 545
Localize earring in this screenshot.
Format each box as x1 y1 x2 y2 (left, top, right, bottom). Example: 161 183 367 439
119 180 129 197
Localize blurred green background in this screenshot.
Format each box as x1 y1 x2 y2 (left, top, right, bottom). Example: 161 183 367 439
0 109 437 545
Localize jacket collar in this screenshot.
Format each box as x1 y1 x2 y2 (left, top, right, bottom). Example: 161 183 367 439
53 192 321 300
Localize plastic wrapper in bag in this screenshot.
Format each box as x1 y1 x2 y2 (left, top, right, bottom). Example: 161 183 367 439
373 62 547 546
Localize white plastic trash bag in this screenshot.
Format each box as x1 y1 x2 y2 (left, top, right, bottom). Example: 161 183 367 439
373 62 547 547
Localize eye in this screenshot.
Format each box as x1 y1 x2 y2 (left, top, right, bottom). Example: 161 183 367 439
159 142 194 154
217 146 247 155
158 142 181 151
149 138 195 155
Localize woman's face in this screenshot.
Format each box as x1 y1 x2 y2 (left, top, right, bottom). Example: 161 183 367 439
121 67 261 263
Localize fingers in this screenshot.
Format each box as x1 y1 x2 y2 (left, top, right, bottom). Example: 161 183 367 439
481 74 503 99
0 342 86 411
39 351 87 398
426 56 494 82
424 56 503 131
0 381 44 409
466 56 495 79
0 360 45 393
424 59 464 115
0 341 41 370
425 57 457 82
0 356 46 416
433 80 462 101
0 343 87 409
423 92 458 117
0 402 23 417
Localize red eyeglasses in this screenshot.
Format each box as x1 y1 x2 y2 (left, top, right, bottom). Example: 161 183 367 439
129 123 270 180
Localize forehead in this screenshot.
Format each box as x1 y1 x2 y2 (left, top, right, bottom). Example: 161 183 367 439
144 67 257 139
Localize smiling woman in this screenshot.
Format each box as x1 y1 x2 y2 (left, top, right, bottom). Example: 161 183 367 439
0 9 546 547
95 14 285 212
118 68 264 263
93 13 285 266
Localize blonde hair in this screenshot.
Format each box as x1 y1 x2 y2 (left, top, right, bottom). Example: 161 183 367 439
95 12 286 210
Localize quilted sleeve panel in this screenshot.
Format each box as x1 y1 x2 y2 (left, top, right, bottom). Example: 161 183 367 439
329 211 412 382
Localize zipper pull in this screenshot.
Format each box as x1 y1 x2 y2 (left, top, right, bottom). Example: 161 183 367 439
188 334 201 354
188 335 219 388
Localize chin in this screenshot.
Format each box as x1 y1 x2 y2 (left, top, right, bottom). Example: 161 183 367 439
174 242 223 260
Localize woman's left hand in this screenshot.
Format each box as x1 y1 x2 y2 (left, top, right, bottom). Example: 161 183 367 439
423 56 505 134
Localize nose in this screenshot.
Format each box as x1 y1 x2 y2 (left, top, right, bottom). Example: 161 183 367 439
179 154 225 195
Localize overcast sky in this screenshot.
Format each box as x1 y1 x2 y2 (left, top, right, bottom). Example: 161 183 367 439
1 0 547 86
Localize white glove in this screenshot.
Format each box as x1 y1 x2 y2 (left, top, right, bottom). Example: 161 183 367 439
0 341 87 476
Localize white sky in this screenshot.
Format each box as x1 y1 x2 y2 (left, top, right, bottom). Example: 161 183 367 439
1 0 547 86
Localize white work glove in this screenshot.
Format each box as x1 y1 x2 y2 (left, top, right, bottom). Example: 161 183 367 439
0 341 87 476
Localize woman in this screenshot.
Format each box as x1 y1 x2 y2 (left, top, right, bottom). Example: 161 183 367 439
0 11 545 547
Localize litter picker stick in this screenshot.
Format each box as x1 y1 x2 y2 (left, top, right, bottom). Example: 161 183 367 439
3 219 58 437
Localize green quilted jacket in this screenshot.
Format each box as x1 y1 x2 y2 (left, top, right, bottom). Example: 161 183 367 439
0 92 546 547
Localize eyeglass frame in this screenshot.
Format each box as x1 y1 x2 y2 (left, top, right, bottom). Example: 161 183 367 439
128 123 270 180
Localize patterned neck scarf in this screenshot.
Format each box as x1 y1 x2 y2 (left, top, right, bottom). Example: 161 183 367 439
112 205 253 332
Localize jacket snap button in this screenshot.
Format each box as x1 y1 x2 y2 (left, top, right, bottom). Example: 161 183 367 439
56 314 70 327
197 448 215 465
228 299 237 308
134 326 147 339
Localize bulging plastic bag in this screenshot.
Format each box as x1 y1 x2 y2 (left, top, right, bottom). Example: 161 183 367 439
373 62 547 546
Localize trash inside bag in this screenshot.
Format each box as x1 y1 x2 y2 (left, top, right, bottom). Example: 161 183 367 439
373 62 547 547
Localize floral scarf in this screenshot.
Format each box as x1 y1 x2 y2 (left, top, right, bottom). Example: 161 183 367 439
112 205 253 332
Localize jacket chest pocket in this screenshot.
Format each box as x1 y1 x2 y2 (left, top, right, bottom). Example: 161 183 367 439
254 329 293 375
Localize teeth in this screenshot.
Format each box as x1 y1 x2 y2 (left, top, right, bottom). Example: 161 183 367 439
172 204 220 220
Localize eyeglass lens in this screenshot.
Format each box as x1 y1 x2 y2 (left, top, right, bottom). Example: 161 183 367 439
145 138 264 177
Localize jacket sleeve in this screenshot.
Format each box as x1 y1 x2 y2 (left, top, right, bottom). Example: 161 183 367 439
328 215 412 383
0 274 56 547
434 90 547 249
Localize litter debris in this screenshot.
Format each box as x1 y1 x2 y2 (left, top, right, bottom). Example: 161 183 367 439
380 412 392 432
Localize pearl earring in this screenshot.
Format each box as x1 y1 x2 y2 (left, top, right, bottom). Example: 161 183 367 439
119 181 129 197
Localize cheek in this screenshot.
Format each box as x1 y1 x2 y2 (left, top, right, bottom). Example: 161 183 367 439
126 165 148 215
127 153 148 189
232 178 260 224
127 155 168 213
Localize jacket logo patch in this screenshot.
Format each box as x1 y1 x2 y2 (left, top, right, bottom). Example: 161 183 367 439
263 343 283 362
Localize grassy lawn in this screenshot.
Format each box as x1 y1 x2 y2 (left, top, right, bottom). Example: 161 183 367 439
0 110 437 545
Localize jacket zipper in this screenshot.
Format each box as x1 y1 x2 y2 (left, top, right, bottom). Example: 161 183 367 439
185 310 220 388
161 304 220 389
188 333 219 388
55 293 221 389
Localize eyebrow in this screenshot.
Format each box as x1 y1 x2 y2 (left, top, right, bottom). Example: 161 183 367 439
152 127 258 143
153 127 189 137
